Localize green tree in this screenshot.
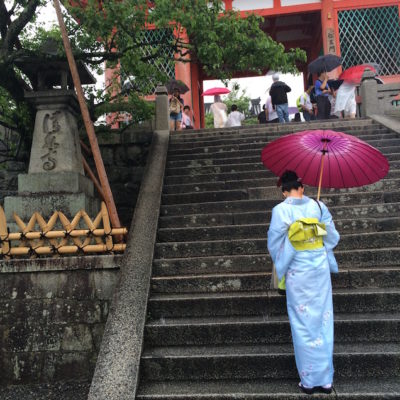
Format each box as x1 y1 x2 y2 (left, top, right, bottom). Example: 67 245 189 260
0 0 306 146
224 82 251 116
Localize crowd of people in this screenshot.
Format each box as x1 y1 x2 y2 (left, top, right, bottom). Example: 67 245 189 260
258 72 357 125
168 72 357 131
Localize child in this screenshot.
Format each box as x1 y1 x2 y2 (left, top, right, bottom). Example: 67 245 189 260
226 104 245 127
181 105 194 129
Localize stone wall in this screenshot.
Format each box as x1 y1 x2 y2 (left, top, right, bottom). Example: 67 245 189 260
94 124 153 227
0 255 120 385
0 124 153 228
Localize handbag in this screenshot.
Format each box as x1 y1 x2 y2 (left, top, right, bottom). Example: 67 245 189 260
169 97 181 114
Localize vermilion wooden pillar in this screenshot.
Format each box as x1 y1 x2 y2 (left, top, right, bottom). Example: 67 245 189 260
190 63 201 129
321 0 336 55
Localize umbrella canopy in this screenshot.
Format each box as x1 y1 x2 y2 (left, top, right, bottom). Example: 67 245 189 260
339 64 377 84
261 130 389 197
165 79 190 94
308 54 342 74
202 87 231 96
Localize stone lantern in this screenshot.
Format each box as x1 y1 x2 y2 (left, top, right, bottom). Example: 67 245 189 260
4 43 99 225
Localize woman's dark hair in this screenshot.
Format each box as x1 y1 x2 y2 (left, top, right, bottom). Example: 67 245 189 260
231 104 238 112
280 170 303 192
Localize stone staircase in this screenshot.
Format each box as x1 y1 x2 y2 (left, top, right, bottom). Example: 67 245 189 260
136 119 400 399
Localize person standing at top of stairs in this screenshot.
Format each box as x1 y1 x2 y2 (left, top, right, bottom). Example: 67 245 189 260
268 170 340 395
269 73 291 123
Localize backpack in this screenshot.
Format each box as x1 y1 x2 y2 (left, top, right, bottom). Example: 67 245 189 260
296 93 305 112
169 97 181 114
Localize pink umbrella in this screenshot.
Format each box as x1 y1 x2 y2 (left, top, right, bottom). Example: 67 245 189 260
261 130 389 200
202 87 231 96
339 64 377 84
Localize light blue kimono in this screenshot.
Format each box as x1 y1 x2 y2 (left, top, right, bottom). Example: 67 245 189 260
267 195 340 387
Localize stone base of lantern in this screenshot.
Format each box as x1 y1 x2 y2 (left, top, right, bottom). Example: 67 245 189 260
4 172 99 230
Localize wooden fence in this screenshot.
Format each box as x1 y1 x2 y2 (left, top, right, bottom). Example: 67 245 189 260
0 202 127 258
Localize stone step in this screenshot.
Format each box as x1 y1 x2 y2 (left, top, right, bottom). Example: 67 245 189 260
148 288 400 318
167 137 400 158
168 130 396 154
140 342 400 381
168 119 380 141
136 377 400 399
168 130 396 152
160 192 400 217
150 268 400 294
159 202 400 229
145 312 400 347
155 231 400 259
164 168 400 186
162 181 400 205
153 249 400 277
163 175 400 195
157 217 400 243
169 120 381 140
166 146 400 166
164 158 400 178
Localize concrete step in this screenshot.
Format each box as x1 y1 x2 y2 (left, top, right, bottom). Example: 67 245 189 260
137 377 400 399
145 312 400 347
153 249 400 277
168 130 396 153
148 288 400 318
163 175 400 195
157 218 400 243
166 146 400 166
150 268 400 294
162 181 400 205
140 342 400 381
167 137 400 158
155 231 400 259
168 119 381 141
160 192 400 216
158 202 400 229
164 158 400 178
168 131 397 156
169 120 382 140
164 167 400 185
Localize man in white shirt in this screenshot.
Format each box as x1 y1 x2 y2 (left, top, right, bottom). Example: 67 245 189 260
226 104 245 127
298 85 315 121
265 94 279 123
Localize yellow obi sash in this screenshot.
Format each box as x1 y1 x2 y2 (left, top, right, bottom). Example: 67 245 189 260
288 218 327 251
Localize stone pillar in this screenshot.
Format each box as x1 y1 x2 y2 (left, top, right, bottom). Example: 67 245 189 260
155 85 169 131
360 69 380 118
4 90 99 225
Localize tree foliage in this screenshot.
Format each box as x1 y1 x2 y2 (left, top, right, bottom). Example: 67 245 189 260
223 82 251 116
0 0 306 143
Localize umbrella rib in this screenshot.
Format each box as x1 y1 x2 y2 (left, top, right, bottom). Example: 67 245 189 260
348 143 386 182
351 143 389 179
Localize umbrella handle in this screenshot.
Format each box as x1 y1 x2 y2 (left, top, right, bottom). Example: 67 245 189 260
317 141 328 201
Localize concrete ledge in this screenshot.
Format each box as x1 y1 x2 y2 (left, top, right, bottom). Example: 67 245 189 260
0 254 121 273
18 172 94 196
88 129 170 400
371 114 400 135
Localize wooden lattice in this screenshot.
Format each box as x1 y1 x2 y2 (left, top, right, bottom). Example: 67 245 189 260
0 202 127 258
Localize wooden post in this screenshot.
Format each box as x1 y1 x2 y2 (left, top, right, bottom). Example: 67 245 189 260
53 0 121 228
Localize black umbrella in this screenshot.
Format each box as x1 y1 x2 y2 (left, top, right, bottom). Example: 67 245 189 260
308 54 342 74
327 79 344 91
165 79 190 94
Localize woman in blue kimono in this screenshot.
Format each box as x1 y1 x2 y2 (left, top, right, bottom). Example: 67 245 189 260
267 170 340 395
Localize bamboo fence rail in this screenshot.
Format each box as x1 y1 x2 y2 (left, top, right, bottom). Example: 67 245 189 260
0 202 127 258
